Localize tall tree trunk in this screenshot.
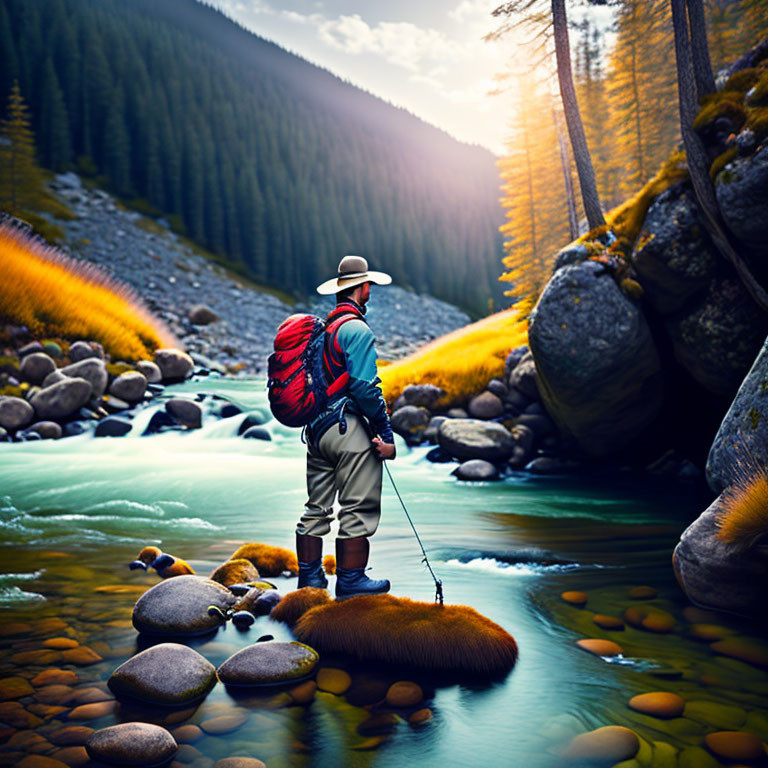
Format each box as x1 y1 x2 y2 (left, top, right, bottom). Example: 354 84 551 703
685 0 716 97
670 0 768 312
553 105 578 240
551 0 605 230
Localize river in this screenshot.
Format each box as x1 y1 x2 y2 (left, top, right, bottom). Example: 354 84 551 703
1 377 767 768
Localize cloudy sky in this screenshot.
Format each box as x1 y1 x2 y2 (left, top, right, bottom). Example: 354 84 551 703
203 0 559 155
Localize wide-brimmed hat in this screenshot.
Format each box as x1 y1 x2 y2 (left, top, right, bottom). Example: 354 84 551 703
316 255 392 295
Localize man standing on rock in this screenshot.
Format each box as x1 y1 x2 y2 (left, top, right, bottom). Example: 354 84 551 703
295 255 396 598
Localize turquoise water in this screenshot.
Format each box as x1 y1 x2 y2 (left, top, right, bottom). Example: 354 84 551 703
1 377 766 768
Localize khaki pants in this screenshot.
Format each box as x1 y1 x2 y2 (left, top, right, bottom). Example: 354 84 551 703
296 413 382 539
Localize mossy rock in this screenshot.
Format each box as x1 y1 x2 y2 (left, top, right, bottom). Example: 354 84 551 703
746 68 768 106
106 362 135 378
724 67 762 93
693 91 747 133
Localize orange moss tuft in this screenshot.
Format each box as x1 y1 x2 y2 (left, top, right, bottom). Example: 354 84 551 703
323 555 336 575
293 594 518 677
209 558 260 586
270 588 332 627
157 558 195 578
716 468 768 552
378 309 528 409
230 543 299 576
0 223 179 361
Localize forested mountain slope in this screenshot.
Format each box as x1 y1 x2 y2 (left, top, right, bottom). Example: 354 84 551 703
0 0 506 314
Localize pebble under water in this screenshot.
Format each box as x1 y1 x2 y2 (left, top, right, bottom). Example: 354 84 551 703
1 377 767 768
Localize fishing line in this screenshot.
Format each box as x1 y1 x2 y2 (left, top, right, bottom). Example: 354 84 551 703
383 462 444 605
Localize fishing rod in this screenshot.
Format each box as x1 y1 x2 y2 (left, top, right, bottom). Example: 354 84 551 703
383 462 444 605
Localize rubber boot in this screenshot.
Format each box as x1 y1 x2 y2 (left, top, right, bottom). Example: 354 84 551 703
296 533 328 589
335 536 390 598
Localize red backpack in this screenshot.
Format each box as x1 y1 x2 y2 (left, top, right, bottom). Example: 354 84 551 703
266 303 361 427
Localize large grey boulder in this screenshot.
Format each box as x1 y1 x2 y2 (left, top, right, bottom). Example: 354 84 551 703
665 276 766 397
59 358 108 397
217 641 318 686
673 494 767 617
30 377 92 420
529 261 663 457
437 418 516 462
132 575 235 636
401 383 445 409
86 723 178 766
68 340 103 362
391 405 431 442
108 643 216 705
468 391 504 420
715 146 768 248
0 396 34 430
453 459 499 481
166 398 202 428
632 182 718 314
707 334 768 493
135 360 162 384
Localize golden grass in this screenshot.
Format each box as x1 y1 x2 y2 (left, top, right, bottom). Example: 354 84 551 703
0 223 179 361
716 469 768 552
270 587 332 628
230 543 300 576
293 594 518 676
378 309 528 408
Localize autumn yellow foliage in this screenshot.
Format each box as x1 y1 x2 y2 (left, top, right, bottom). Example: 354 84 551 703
0 223 177 360
716 468 768 553
378 309 528 409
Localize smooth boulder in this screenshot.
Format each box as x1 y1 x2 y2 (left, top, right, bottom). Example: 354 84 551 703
108 643 216 705
716 146 768 246
30 378 92 420
132 575 236 636
86 723 177 766
529 261 662 457
0 396 34 430
20 352 56 385
707 333 768 493
217 641 318 686
391 405 431 442
453 459 499 481
468 391 504 420
59 358 108 397
437 418 515 462
110 371 147 402
673 493 766 618
154 349 194 381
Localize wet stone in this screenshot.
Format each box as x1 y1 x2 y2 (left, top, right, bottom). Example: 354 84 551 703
199 713 249 734
10 649 62 665
593 614 624 630
628 585 658 599
357 713 400 736
409 708 432 725
684 700 747 729
214 759 267 768
316 668 351 695
217 642 318 686
51 746 89 767
0 676 34 700
628 692 686 718
386 681 423 708
288 680 317 705
710 638 768 668
16 757 70 768
61 647 102 666
704 730 763 762
42 638 79 650
576 638 622 657
86 722 178 767
171 724 203 743
35 685 76 705
108 643 216 706
48 726 95 746
562 725 640 763
67 701 118 720
561 591 588 606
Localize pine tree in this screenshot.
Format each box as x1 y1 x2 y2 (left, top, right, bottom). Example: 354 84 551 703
39 56 72 171
0 81 45 215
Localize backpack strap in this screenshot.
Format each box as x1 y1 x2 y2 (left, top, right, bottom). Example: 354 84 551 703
323 308 362 397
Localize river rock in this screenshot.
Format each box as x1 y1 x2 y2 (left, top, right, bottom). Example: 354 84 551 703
628 692 685 718
0 396 34 430
632 182 719 314
437 418 515 461
468 391 503 420
507 424 535 469
94 416 133 437
20 352 56 385
132 575 236 636
402 383 445 409
68 341 102 362
705 730 763 761
508 351 539 400
86 722 178 767
135 360 162 384
423 415 448 443
707 333 768 492
30 378 92 420
665 276 766 397
453 459 499 481
673 493 766 617
42 369 67 388
154 349 194 381
715 145 768 247
242 426 271 440
504 345 529 376
391 405 430 442
108 643 216 705
19 340 44 357
109 372 147 402
166 398 202 428
515 412 557 439
189 304 219 325
562 726 639 763
217 641 318 686
446 407 468 419
26 421 62 440
58 358 108 397
529 260 663 457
